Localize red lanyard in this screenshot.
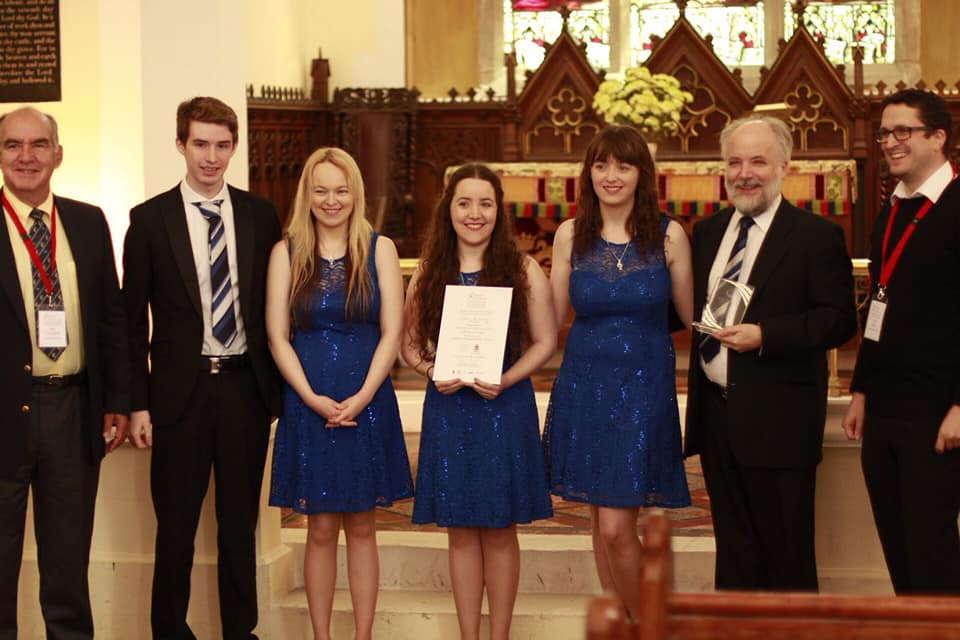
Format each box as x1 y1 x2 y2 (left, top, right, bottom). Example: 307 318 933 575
1 190 58 296
877 165 957 299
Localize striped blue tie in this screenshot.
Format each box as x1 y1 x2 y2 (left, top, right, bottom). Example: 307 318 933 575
701 216 753 363
29 208 66 360
194 200 236 347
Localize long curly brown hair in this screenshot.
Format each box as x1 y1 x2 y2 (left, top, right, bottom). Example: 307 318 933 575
573 125 661 259
411 163 530 363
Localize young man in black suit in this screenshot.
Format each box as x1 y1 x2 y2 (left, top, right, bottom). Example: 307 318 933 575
0 106 130 638
123 97 280 639
843 89 960 593
684 115 856 591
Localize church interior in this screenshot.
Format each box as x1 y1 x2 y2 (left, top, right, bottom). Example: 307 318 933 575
9 0 960 637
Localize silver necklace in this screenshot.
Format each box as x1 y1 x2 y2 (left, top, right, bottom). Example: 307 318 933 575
317 242 341 266
601 235 631 271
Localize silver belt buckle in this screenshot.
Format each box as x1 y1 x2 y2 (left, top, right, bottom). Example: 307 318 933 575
209 356 221 375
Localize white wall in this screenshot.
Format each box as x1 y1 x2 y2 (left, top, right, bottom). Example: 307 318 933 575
245 0 305 93
246 0 406 99
140 0 250 196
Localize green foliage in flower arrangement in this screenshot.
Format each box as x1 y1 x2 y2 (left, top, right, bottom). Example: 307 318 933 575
592 66 694 142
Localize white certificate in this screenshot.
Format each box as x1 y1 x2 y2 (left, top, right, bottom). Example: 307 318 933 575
433 285 513 384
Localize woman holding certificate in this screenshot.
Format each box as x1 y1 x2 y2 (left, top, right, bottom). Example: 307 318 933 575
266 147 413 640
403 163 556 640
542 125 693 619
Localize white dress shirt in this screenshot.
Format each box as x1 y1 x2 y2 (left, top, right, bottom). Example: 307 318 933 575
180 181 248 356
700 195 781 387
891 159 954 204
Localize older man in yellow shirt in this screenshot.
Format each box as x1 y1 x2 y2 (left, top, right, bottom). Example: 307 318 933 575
0 106 129 640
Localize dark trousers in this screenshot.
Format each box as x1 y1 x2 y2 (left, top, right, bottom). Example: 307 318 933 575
0 383 100 640
699 382 819 591
861 412 960 594
150 368 269 640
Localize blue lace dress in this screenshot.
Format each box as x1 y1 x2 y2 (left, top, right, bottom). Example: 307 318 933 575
412 272 554 527
543 217 691 508
269 235 414 513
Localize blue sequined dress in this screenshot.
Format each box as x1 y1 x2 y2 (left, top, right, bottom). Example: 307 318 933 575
269 234 414 513
412 272 554 527
543 216 691 508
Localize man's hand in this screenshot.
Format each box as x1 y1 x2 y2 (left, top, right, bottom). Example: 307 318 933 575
842 392 866 441
714 323 762 353
129 409 153 448
934 405 960 454
102 412 130 454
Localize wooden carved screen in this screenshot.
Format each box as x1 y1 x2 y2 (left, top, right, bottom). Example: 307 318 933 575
246 3 960 256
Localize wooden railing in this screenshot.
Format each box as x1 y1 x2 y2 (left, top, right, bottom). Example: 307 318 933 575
585 511 960 640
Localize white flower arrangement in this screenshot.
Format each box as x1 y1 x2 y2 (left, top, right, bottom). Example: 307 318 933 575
592 66 693 142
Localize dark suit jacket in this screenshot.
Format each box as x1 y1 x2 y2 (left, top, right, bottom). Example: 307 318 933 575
683 199 856 469
0 195 130 478
122 185 281 426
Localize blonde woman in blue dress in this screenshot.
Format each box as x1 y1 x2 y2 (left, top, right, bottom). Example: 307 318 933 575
267 147 413 640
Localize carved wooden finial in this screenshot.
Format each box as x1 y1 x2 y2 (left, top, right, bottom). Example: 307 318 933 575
852 45 864 97
676 0 688 19
875 80 887 97
916 79 927 91
558 4 571 31
504 50 517 101
792 0 808 30
934 79 947 95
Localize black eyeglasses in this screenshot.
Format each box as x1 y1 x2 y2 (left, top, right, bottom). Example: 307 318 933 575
874 125 935 144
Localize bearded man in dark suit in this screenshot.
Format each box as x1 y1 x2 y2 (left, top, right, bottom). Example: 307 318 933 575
684 115 856 591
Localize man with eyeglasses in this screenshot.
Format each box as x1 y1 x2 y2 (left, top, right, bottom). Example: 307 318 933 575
842 88 960 593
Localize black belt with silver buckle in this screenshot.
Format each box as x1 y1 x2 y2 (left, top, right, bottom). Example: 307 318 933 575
200 354 250 375
32 371 87 388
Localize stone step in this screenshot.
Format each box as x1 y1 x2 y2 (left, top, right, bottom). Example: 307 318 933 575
272 587 595 640
280 529 715 595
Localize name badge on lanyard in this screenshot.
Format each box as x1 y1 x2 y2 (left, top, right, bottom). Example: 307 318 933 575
37 305 67 348
1 191 68 349
863 299 886 342
864 190 940 342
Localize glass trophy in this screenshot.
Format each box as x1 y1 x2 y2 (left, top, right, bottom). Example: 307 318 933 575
693 278 755 335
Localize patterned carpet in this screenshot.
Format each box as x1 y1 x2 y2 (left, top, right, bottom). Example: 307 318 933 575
280 455 712 537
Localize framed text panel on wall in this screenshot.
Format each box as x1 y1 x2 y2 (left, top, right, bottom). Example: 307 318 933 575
0 0 61 102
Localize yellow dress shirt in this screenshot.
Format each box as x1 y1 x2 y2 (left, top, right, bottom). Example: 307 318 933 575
2 188 84 375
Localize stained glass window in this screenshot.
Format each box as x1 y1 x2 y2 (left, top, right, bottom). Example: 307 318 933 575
502 1 895 75
784 1 896 65
629 1 764 66
504 0 611 72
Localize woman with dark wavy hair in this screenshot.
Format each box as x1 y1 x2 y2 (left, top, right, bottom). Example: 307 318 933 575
402 163 556 640
542 125 693 619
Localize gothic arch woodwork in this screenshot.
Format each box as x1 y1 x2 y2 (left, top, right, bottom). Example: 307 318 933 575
516 29 606 160
753 26 855 159
645 16 753 158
